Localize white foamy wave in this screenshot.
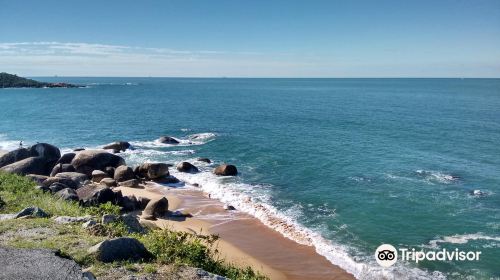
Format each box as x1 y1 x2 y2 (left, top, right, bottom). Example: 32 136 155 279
170 167 443 280
130 133 216 148
0 135 22 151
428 233 500 248
415 170 459 184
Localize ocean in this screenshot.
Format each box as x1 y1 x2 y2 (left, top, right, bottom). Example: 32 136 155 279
1 78 499 279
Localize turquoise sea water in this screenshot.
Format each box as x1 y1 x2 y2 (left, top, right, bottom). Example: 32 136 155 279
1 78 499 279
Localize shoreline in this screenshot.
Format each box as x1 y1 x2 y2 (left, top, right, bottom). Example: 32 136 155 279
116 183 355 280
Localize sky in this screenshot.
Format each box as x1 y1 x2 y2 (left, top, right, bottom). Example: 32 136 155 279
1 0 499 77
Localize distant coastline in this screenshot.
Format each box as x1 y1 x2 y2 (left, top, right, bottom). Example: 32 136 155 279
0 72 79 88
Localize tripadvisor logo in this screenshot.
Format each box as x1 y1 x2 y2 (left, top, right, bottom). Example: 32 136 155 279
375 244 482 267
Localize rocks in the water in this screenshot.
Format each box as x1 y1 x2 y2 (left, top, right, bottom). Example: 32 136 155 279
0 148 31 168
114 165 135 182
197 157 211 163
142 197 169 220
50 163 75 177
158 136 179 144
55 188 79 201
54 215 92 224
176 161 199 173
55 152 76 165
470 189 486 196
26 174 49 184
0 156 51 176
135 163 169 180
14 206 49 219
92 170 109 183
88 237 151 262
77 185 118 207
102 214 118 224
103 141 131 152
0 247 91 280
100 178 117 187
118 179 140 188
213 164 238 176
71 150 126 176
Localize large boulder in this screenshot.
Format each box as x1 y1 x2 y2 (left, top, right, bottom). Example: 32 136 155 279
158 136 179 144
103 141 131 152
91 170 109 183
0 247 90 280
55 188 79 201
50 163 75 177
114 165 135 182
176 162 199 173
118 179 140 188
134 163 169 180
71 150 125 176
77 185 118 206
88 237 151 262
29 143 61 163
42 176 80 190
55 153 76 165
99 178 117 187
55 172 89 185
142 197 169 220
0 148 31 168
0 157 50 175
213 164 238 176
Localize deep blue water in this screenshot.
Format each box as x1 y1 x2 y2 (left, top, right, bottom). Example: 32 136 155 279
1 78 499 279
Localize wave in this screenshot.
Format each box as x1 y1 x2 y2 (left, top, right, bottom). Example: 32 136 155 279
0 135 22 151
130 132 216 148
415 170 459 184
428 233 500 248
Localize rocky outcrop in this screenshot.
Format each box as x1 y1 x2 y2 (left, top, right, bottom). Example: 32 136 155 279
213 164 238 176
55 153 76 165
29 143 61 163
0 247 91 280
114 165 135 182
42 176 81 190
55 172 89 185
0 148 31 168
134 163 169 180
103 141 131 152
158 136 179 144
50 163 76 177
176 162 199 173
88 237 151 262
0 157 51 176
142 197 169 220
71 150 125 176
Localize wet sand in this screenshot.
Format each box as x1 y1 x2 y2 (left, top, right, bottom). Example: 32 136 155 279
116 184 355 280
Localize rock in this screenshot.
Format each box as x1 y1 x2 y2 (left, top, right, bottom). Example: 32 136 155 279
137 196 151 209
82 220 97 229
26 174 49 184
158 136 179 144
114 165 135 182
102 214 118 224
0 156 51 176
50 163 75 176
71 150 126 176
54 215 92 224
223 204 236 210
103 141 131 152
105 166 115 177
55 172 88 185
135 163 169 179
470 189 486 196
49 182 69 193
55 153 76 165
0 148 31 168
100 178 117 187
0 247 90 280
176 161 199 173
73 148 85 152
43 176 80 190
213 164 238 176
197 157 211 163
154 176 180 184
92 170 109 183
119 195 139 211
29 143 61 163
142 197 169 220
56 188 79 201
35 185 50 192
88 237 151 262
121 214 146 233
77 185 118 206
14 206 49 219
118 178 140 188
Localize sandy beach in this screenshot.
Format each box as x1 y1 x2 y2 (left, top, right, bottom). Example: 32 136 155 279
116 184 354 280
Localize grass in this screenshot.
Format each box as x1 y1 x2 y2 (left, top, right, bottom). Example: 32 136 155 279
0 172 267 279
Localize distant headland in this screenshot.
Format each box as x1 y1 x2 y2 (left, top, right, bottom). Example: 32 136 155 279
0 72 78 88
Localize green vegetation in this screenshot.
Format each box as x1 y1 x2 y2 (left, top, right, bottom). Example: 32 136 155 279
0 172 267 279
0 72 77 88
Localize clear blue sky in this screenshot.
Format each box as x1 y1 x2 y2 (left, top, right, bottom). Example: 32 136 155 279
1 0 499 77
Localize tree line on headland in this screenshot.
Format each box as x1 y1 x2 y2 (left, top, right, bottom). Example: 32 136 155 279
0 72 78 88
